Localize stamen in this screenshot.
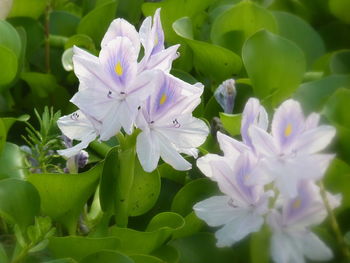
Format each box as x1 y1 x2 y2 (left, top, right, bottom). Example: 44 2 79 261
70 112 79 120
115 61 123 76
107 91 113 98
173 119 180 128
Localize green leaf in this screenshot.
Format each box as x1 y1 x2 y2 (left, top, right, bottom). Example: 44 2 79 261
329 0 350 24
109 212 185 254
50 11 80 37
128 158 161 217
81 250 134 263
8 0 47 19
27 163 103 234
294 75 350 114
0 120 6 155
250 225 270 263
48 236 121 261
157 162 187 184
171 178 218 216
0 143 27 180
272 11 325 68
0 244 8 263
151 245 179 263
131 254 163 263
44 259 77 263
64 34 96 52
324 159 350 211
21 72 57 98
142 0 215 43
0 45 18 89
77 0 118 46
242 30 306 108
172 211 204 239
0 20 22 56
169 232 235 263
173 17 242 82
219 113 241 136
330 50 350 75
210 1 277 53
0 178 40 231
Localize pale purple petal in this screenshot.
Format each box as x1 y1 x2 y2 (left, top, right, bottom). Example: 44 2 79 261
136 130 160 172
249 126 278 156
302 232 333 261
215 209 264 247
217 131 250 161
271 99 305 150
304 113 320 130
99 103 122 141
101 18 140 54
214 79 236 114
99 37 137 88
293 126 336 154
142 45 180 73
196 154 228 179
58 132 96 158
193 195 238 227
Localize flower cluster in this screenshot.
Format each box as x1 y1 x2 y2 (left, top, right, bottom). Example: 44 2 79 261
193 98 340 263
57 9 209 172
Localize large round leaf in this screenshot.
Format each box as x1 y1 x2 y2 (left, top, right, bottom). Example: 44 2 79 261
0 142 27 180
81 250 133 263
330 50 350 75
210 1 277 53
273 11 325 68
27 163 103 233
242 30 306 107
173 17 242 82
0 45 18 88
8 0 47 19
0 178 40 230
0 20 21 56
329 0 350 24
77 0 118 46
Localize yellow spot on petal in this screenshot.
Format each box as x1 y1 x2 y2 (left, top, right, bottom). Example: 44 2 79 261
115 62 123 76
284 123 292 137
154 34 159 46
292 199 301 209
159 93 167 105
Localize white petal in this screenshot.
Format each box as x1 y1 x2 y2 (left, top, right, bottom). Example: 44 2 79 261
215 209 264 247
304 113 320 130
58 132 96 158
271 231 305 263
100 104 122 141
302 232 333 261
144 45 180 72
294 126 336 154
118 100 135 135
157 115 209 149
157 131 191 171
217 131 250 161
249 126 278 156
101 18 140 54
57 110 97 141
196 154 228 179
136 130 160 172
193 196 236 227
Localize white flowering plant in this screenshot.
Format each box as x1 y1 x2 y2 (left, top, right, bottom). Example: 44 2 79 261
0 1 349 263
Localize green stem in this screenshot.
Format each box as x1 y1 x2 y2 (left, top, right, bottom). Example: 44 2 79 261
90 141 111 158
44 1 52 73
319 182 350 260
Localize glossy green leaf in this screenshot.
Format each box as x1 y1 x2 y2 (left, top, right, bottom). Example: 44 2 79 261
50 11 80 37
130 254 163 263
211 1 277 53
0 119 6 155
0 45 18 88
21 72 57 98
0 178 40 230
158 162 187 184
48 236 121 261
242 30 306 107
329 0 350 24
0 143 27 180
250 225 270 263
169 232 235 263
324 159 350 211
273 11 325 68
8 0 47 19
172 211 204 239
77 0 118 46
330 50 350 75
81 250 133 263
44 259 77 263
129 158 160 216
109 212 185 254
294 75 350 114
142 0 215 43
0 244 7 263
173 17 242 82
219 113 242 136
0 20 22 56
27 163 103 233
151 245 179 263
64 34 96 52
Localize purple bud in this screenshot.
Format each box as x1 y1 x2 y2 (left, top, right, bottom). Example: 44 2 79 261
75 150 89 169
214 79 236 114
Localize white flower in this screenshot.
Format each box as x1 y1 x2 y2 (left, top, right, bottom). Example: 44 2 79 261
194 153 272 247
136 72 208 172
268 181 340 263
57 110 100 158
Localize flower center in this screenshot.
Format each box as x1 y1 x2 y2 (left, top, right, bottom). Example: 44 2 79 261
115 62 123 76
284 123 292 137
159 93 167 105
